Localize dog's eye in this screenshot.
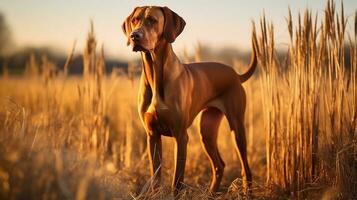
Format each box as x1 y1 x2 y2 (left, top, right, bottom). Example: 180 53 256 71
146 17 157 25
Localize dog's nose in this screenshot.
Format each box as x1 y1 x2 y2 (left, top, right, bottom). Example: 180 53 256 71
130 31 142 41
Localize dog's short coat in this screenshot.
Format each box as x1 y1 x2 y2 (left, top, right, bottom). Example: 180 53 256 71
122 6 257 195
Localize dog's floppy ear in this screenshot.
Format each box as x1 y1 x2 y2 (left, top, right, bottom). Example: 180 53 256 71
122 7 139 46
161 6 186 43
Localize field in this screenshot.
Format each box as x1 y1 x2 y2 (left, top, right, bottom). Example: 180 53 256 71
0 1 356 199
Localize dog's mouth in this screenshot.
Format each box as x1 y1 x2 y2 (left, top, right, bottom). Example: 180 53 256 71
132 44 148 52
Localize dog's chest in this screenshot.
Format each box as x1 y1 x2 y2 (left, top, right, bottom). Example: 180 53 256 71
143 97 175 136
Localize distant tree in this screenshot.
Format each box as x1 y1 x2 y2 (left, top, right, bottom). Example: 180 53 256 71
0 12 12 56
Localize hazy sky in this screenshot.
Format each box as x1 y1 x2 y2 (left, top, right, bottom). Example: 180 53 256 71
0 0 356 60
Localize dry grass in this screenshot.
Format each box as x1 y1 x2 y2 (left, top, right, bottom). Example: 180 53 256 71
0 1 356 199
255 0 356 198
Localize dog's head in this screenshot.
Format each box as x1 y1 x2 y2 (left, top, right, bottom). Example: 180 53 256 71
122 6 186 52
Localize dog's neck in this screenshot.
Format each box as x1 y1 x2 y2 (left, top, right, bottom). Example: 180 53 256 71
141 42 183 99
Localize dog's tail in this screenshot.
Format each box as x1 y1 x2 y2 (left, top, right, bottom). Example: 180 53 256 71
239 33 258 83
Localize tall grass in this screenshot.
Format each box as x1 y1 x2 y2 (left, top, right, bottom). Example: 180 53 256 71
255 0 356 198
0 23 112 199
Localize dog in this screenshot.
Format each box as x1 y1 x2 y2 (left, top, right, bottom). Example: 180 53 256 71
122 6 257 195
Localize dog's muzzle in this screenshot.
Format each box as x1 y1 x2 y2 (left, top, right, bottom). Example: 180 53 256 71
130 31 147 52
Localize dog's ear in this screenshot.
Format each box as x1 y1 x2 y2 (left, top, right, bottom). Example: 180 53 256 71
122 7 139 46
161 6 186 43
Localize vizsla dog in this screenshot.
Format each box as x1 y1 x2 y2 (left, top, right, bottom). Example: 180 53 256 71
122 6 257 195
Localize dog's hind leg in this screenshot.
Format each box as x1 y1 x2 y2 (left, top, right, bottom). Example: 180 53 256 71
233 118 252 191
199 107 225 192
224 86 252 194
227 111 252 194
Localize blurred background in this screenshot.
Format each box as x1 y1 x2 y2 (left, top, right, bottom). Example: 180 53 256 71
0 0 356 73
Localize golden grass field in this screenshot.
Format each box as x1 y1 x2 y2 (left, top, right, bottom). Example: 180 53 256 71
0 1 356 199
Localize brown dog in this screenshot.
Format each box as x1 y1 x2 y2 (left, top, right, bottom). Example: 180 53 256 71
122 6 257 195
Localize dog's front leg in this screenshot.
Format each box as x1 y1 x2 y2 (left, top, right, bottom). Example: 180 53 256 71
147 133 162 188
172 132 188 195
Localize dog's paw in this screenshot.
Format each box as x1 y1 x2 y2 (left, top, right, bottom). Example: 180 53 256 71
227 178 252 199
228 178 242 193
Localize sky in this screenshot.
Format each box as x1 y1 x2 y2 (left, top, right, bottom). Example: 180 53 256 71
0 0 356 61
